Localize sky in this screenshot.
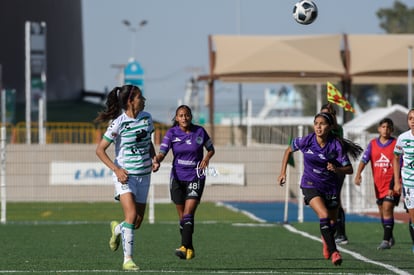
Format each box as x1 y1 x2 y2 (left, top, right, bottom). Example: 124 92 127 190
81 0 414 123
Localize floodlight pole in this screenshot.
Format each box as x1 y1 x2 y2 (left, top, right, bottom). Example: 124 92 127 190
1 89 6 224
25 22 31 144
237 0 243 127
122 19 148 60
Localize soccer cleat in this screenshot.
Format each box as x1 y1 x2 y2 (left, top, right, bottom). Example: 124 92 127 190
331 251 342 266
321 236 330 259
175 246 187 259
186 248 195 260
109 221 120 251
335 235 349 245
389 237 395 247
122 259 139 271
377 240 391 250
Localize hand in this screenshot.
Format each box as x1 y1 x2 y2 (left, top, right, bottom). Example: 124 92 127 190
152 161 160 172
114 167 129 184
327 162 337 173
354 175 361 186
198 159 209 170
393 182 402 196
278 175 286 186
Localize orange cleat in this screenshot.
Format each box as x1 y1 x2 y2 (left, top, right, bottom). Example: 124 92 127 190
331 251 342 266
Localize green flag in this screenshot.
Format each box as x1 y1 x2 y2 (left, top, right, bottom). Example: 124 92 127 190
287 137 295 167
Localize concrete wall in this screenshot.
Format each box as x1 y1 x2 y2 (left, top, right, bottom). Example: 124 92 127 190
5 144 301 202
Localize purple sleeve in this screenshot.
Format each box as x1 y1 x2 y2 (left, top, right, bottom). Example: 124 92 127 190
202 127 214 151
360 141 372 164
159 129 172 155
291 136 303 152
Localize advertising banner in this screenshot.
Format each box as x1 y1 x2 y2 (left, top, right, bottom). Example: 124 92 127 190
50 162 245 186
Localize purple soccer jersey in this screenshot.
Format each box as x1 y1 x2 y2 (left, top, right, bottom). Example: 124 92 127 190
292 133 351 195
159 124 214 181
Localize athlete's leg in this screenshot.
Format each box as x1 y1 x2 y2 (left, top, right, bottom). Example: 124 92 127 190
335 177 347 242
119 193 137 263
181 199 198 249
309 197 337 256
382 200 395 242
134 202 146 229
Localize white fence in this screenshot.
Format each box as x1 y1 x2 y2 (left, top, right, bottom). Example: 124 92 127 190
2 140 397 214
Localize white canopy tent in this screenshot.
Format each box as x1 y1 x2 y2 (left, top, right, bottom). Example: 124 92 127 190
199 33 414 140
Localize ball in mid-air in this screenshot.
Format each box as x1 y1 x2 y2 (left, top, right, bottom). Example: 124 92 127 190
293 0 318 25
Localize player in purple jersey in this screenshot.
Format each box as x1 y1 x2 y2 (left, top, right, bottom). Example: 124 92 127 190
155 105 215 260
320 103 348 245
95 85 159 271
278 112 362 266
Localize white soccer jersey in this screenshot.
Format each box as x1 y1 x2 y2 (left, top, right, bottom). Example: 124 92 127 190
394 129 414 188
103 111 154 176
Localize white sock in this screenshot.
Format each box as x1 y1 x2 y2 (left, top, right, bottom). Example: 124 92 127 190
121 222 135 260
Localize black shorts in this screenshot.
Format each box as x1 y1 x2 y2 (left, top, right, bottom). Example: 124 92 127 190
376 194 400 207
170 178 205 205
302 188 339 210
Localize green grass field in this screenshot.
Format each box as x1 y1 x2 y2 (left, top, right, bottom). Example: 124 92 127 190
1 202 414 274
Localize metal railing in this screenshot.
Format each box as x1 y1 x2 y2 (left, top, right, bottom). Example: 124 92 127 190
9 122 169 144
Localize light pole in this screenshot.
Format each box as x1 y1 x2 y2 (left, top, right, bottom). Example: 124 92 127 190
122 19 148 60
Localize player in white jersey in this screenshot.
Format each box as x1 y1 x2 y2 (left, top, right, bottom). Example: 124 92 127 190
95 85 160 271
394 108 414 253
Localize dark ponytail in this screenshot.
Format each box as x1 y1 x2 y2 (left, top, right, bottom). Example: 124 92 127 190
95 85 140 123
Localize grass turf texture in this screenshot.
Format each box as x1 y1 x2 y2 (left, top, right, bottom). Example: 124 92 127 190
2 202 414 274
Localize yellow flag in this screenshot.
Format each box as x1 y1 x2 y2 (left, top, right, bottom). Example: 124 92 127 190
326 82 355 113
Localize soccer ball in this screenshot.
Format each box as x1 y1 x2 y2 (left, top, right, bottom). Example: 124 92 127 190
293 0 318 25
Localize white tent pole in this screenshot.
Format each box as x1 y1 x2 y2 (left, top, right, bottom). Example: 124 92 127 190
283 165 290 223
246 99 252 146
316 83 322 113
297 125 304 223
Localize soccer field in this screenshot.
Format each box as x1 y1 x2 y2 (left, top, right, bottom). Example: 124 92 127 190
1 202 413 274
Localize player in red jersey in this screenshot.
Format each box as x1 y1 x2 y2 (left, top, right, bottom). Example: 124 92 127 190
354 118 399 250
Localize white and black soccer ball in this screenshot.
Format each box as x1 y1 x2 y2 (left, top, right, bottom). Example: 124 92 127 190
293 0 318 25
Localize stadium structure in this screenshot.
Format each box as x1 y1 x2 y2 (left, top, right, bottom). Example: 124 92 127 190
0 0 84 102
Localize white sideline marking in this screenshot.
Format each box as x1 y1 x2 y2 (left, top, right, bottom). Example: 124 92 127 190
283 224 411 275
216 202 267 223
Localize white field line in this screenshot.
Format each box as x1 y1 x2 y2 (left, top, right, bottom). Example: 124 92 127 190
284 224 411 275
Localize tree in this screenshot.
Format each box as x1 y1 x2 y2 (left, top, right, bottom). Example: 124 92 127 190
374 1 414 109
377 1 414 33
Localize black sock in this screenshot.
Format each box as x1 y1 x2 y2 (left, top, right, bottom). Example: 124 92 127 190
182 214 194 249
336 206 346 236
320 218 336 254
383 218 394 241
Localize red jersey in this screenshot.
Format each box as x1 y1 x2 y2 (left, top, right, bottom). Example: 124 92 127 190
362 138 396 199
